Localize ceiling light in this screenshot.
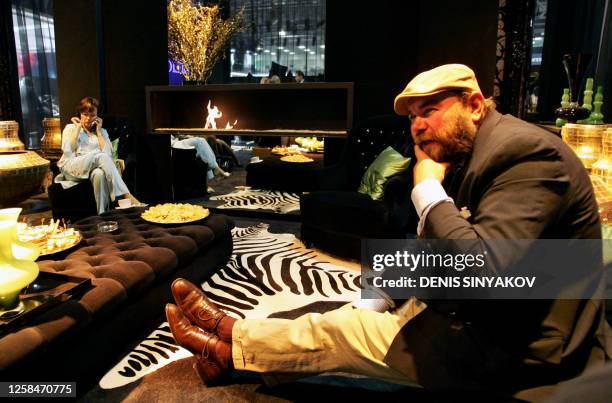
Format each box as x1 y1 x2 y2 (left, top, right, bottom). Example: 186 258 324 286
264 49 270 53
298 45 305 49
271 52 277 56
320 45 325 49
279 30 286 36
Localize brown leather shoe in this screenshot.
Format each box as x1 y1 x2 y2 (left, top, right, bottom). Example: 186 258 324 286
166 304 232 385
171 278 235 342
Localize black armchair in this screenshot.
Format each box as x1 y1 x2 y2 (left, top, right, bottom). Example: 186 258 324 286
171 147 209 200
300 115 418 259
205 135 241 172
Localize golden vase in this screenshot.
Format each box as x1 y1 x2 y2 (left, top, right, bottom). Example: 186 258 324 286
0 121 50 207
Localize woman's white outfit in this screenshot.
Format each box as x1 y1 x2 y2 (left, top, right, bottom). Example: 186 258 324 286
55 124 129 214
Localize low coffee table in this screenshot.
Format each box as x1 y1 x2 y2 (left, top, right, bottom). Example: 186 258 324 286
246 153 324 192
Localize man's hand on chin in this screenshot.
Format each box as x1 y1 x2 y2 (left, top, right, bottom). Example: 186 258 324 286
413 145 449 185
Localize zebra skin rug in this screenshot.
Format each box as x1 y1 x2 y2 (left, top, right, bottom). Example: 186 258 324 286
97 224 361 390
209 189 301 213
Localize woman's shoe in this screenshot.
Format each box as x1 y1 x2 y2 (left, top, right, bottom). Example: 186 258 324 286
214 166 231 178
127 194 141 206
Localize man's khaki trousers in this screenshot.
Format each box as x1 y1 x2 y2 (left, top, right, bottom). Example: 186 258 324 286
231 298 427 385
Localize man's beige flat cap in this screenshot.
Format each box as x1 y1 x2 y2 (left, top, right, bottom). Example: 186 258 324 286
394 64 482 115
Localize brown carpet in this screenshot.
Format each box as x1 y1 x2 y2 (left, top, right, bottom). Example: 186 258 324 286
108 358 288 403
84 355 429 403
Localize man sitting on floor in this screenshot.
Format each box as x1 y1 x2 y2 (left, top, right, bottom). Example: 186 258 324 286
165 64 610 397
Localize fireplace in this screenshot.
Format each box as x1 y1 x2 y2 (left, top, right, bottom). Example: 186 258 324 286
145 83 354 138
140 83 353 202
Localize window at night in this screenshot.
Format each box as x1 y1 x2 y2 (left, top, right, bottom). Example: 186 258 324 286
229 0 325 80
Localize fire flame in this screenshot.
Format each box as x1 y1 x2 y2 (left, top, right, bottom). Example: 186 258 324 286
205 100 238 130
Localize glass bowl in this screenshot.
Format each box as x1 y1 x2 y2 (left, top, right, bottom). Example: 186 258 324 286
97 221 118 233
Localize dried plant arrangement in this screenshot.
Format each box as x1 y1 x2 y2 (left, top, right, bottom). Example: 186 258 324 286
168 0 245 82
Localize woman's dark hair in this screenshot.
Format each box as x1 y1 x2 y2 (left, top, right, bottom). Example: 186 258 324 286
76 97 100 115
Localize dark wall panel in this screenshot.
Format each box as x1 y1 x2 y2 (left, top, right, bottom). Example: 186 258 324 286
55 0 167 130
415 0 498 97
0 0 20 123
326 0 498 124
102 0 168 134
54 0 100 126
326 1 419 123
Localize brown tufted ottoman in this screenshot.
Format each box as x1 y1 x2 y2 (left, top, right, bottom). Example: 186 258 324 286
0 207 234 392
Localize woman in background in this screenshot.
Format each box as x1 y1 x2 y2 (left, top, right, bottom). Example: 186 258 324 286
55 97 139 214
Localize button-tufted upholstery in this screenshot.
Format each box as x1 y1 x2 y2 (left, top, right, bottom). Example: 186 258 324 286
0 208 234 382
300 115 418 259
327 115 413 190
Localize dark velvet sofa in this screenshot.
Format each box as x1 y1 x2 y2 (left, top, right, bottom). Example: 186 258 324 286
0 207 234 392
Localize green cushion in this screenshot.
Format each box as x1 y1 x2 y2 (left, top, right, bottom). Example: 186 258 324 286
111 138 120 160
602 224 612 240
602 224 612 265
357 146 411 200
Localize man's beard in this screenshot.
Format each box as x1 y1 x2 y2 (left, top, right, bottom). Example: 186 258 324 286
429 109 477 166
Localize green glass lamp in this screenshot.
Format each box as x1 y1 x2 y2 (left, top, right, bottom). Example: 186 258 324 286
0 208 39 311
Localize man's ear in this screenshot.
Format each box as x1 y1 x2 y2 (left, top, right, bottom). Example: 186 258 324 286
467 92 486 124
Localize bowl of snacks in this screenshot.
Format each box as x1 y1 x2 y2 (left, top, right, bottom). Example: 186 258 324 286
141 203 210 226
17 219 83 257
280 154 314 163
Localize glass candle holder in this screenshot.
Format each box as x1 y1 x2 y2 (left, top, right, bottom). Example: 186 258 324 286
561 123 605 169
592 128 612 187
